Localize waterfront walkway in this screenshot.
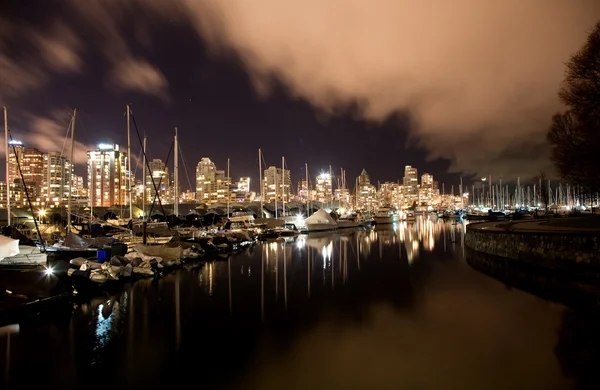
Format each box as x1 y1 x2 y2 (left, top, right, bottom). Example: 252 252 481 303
468 217 600 235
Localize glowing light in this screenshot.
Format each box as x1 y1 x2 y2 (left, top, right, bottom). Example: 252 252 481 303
97 143 113 150
9 140 23 145
44 266 54 276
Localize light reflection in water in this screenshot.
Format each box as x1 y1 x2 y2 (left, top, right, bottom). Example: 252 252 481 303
94 301 116 351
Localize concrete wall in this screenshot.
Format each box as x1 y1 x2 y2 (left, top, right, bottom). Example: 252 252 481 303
465 226 600 275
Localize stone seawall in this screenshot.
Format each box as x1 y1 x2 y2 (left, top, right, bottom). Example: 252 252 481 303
465 224 600 277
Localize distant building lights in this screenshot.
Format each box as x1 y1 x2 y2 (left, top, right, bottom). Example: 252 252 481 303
97 143 113 150
8 140 22 145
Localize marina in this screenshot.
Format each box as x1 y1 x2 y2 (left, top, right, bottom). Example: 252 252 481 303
1 220 596 389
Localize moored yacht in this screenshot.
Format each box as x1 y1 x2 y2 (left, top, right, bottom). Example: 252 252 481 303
337 214 361 229
373 207 399 224
304 209 338 232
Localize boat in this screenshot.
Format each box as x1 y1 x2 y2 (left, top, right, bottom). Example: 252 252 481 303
304 209 338 232
258 229 280 240
373 207 399 224
405 210 416 221
274 223 300 237
337 214 360 229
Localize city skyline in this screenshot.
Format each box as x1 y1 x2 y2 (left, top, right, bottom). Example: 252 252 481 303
2 1 597 190
2 133 458 196
5 132 480 213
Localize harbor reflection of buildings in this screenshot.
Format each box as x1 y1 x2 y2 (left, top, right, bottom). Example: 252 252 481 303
61 221 467 369
366 218 466 264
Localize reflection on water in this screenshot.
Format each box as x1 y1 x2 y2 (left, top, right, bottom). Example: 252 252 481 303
0 218 596 390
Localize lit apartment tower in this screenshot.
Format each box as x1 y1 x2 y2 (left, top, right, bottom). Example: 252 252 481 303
379 182 401 207
419 173 435 205
237 177 250 194
21 147 45 199
7 140 24 185
6 141 46 206
87 144 128 207
214 169 231 202
196 157 217 203
298 179 310 201
145 158 169 203
357 168 370 187
403 165 418 206
263 166 291 203
356 169 377 210
73 174 86 197
42 151 72 206
315 172 332 203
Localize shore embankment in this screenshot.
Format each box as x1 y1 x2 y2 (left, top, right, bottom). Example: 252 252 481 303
465 217 600 278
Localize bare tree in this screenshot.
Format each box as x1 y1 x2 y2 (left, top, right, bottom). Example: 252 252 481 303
548 22 600 199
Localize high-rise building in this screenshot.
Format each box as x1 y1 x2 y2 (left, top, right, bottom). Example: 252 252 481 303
6 141 47 206
356 169 377 210
87 144 128 207
196 157 217 203
298 179 310 201
379 182 401 207
419 173 434 205
145 159 169 204
237 177 250 194
421 173 434 189
315 172 332 203
357 168 370 187
42 151 72 206
263 166 291 203
403 165 418 206
7 140 24 185
21 147 45 199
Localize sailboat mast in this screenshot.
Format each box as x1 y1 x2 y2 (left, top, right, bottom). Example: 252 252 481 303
3 106 10 226
174 127 179 217
127 105 133 225
142 136 147 219
67 109 76 231
274 165 278 219
305 162 309 215
282 156 285 217
329 165 332 210
226 157 230 218
259 149 263 218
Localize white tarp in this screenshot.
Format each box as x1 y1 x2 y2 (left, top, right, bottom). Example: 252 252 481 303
305 209 337 225
133 244 183 260
0 235 20 260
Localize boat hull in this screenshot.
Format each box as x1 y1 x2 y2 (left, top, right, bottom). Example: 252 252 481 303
373 215 398 224
337 221 360 229
305 223 338 232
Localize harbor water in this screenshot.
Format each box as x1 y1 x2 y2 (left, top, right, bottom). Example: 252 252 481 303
1 220 597 390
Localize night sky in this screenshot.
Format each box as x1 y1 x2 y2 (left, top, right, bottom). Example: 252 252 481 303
1 0 598 192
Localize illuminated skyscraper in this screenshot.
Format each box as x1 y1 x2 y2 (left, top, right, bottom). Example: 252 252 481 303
403 165 418 206
263 166 291 203
196 157 216 203
145 158 169 203
42 151 72 206
315 172 332 203
87 144 128 207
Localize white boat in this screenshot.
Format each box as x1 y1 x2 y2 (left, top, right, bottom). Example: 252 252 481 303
0 236 47 265
304 209 338 232
373 207 399 224
337 214 360 229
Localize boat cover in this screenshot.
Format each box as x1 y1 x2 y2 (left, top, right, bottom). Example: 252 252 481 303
0 235 20 260
133 244 183 260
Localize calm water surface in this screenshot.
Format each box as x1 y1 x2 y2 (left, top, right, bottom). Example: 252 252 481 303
1 220 598 389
